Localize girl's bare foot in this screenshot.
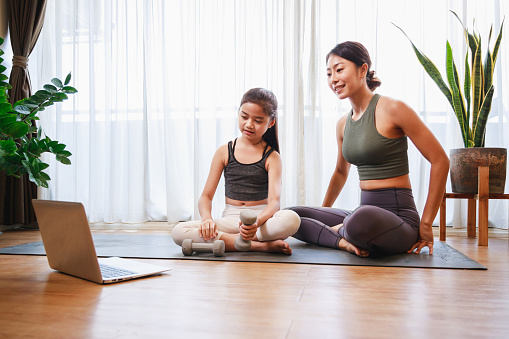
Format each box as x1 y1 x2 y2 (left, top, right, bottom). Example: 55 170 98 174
338 238 369 257
251 239 292 255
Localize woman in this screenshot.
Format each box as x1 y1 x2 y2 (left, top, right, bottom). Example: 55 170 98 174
289 41 449 257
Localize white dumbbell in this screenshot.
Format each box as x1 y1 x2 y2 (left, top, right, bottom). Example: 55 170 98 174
182 239 225 257
234 209 257 251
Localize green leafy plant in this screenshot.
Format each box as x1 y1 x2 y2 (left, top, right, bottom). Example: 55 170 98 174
394 11 504 148
0 37 77 187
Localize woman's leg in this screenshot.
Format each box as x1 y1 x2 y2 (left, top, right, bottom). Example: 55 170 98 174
340 205 419 254
286 206 351 249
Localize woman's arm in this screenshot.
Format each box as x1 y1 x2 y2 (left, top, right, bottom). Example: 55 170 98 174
322 116 351 207
386 99 450 254
197 144 228 240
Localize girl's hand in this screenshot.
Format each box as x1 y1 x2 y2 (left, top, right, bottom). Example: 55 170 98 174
239 221 258 241
199 219 218 241
407 224 434 254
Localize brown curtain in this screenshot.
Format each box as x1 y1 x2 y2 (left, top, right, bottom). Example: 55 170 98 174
0 0 47 227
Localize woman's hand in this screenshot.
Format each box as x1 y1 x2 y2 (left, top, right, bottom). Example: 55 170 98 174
199 219 218 241
239 220 258 241
407 224 434 254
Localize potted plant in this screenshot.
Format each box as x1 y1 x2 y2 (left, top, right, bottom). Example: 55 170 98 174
0 37 77 188
394 11 506 193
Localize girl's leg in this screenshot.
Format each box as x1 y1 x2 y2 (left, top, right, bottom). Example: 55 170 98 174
172 208 297 254
171 220 203 246
214 209 300 255
341 205 419 254
221 209 300 255
287 206 350 249
219 233 293 254
255 210 301 241
171 218 238 246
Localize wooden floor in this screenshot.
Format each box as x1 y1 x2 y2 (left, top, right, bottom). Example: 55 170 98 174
1 227 508 339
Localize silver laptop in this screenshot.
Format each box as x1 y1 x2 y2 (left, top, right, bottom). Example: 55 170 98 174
32 199 171 284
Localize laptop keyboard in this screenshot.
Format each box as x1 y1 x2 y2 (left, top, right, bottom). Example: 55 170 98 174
99 263 137 279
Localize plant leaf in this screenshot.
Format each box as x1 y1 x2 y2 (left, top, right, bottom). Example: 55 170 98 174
483 49 493 97
49 143 66 153
464 50 471 127
451 10 478 63
14 105 31 115
56 150 72 157
0 113 17 126
34 90 52 100
393 23 453 107
62 86 78 93
471 39 483 129
473 85 495 147
492 19 504 67
0 139 17 156
56 156 71 165
53 92 68 101
43 84 58 94
2 121 29 138
446 41 468 147
40 171 51 181
64 72 72 85
51 78 63 88
35 177 49 188
0 102 12 113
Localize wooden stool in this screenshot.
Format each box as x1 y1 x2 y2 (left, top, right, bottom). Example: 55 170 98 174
439 166 509 246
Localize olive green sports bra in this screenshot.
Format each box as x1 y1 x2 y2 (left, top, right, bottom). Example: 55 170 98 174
342 94 409 180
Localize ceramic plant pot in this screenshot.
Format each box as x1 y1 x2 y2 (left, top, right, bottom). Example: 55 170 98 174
450 147 507 194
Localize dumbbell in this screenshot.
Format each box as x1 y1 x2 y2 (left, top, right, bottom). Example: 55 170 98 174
234 209 257 251
181 239 225 257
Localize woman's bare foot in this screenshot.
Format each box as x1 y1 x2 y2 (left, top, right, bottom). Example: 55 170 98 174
338 238 369 257
330 223 343 233
251 239 292 255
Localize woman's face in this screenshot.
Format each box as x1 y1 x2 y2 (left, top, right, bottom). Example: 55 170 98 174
238 102 274 140
326 54 367 100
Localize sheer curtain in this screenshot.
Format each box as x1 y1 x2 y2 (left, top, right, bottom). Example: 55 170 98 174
32 0 509 229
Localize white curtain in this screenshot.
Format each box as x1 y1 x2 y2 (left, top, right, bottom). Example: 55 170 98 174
32 0 509 229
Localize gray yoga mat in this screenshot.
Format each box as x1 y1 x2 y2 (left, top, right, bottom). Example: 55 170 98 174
0 234 486 270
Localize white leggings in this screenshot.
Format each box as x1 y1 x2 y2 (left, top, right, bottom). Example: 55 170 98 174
172 204 301 246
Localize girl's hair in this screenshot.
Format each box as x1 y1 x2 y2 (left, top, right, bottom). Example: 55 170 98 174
326 41 382 91
240 88 280 153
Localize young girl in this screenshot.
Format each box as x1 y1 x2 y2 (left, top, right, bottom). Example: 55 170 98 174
289 42 449 257
172 88 301 254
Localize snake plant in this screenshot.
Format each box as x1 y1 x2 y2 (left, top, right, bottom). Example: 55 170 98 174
0 37 77 188
394 11 504 148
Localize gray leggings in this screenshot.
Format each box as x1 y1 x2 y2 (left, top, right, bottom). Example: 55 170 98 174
288 188 420 255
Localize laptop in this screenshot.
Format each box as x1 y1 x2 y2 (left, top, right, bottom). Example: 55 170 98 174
32 199 171 284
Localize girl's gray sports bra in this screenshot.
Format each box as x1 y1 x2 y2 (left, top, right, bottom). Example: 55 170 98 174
342 94 409 180
224 139 274 201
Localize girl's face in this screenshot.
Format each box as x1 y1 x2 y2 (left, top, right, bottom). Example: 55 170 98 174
238 102 274 141
326 54 367 100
